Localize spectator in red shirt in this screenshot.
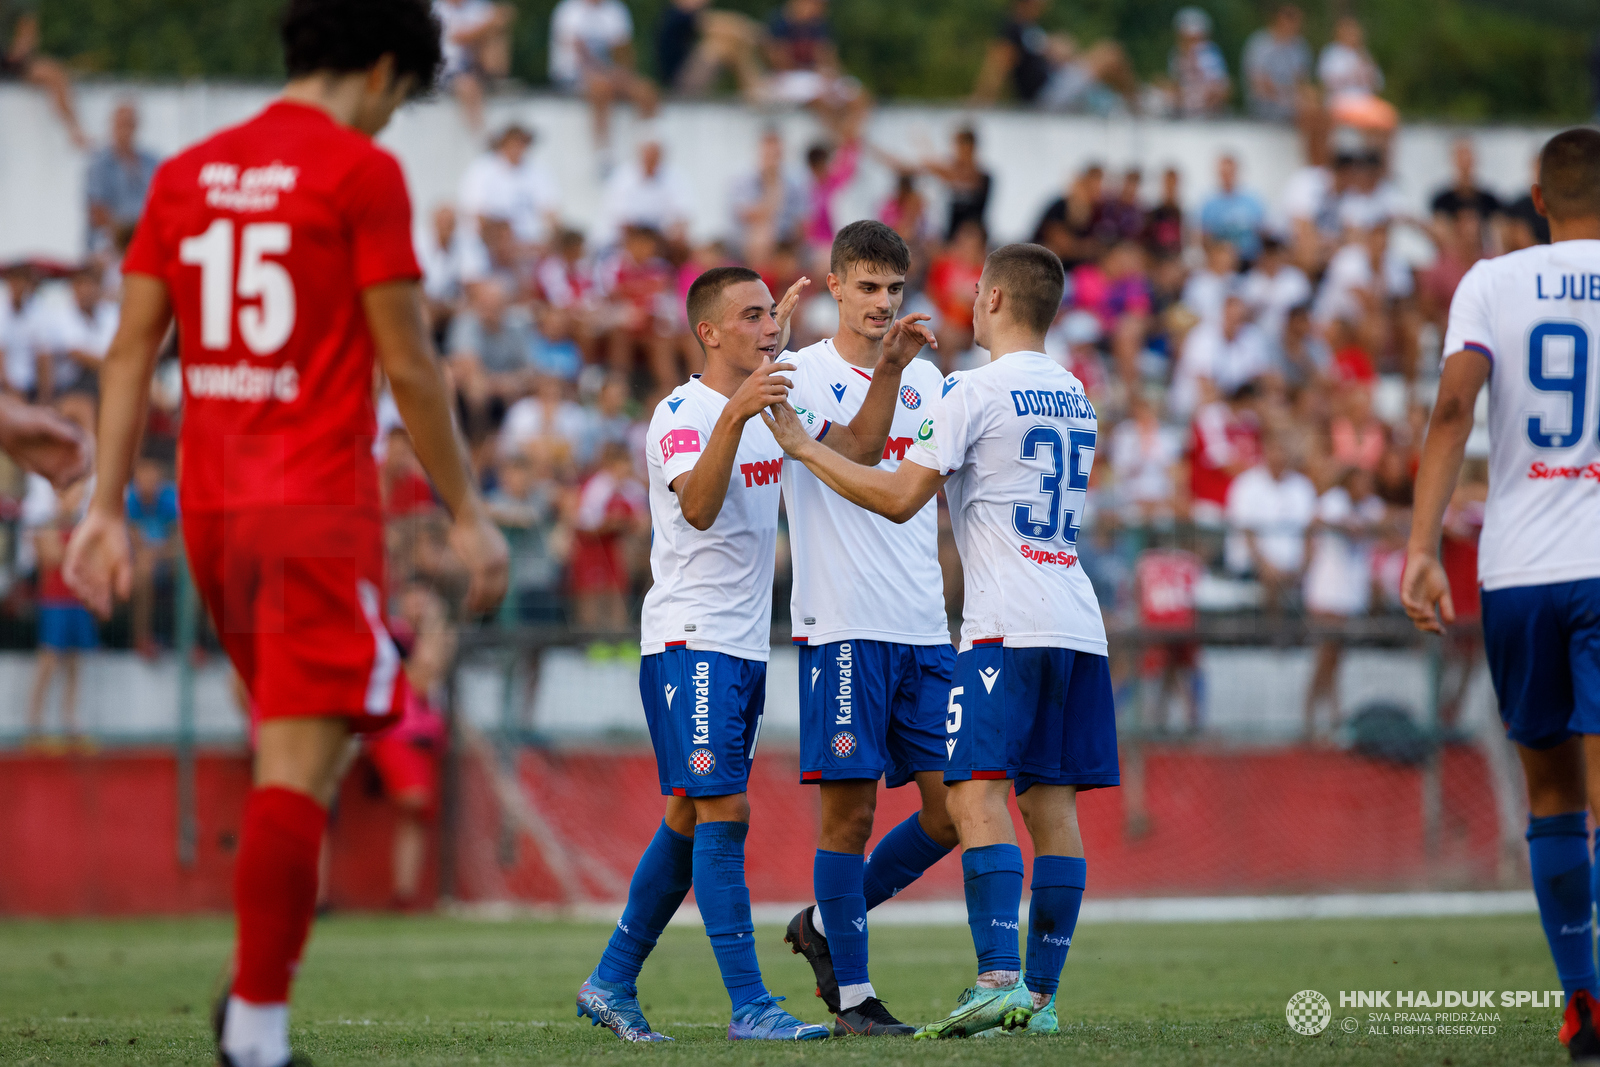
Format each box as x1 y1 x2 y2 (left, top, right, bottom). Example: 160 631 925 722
28 478 95 751
569 441 646 645
924 220 987 366
1188 380 1261 529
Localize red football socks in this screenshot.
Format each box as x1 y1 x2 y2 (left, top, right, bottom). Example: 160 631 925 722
231 786 327 1004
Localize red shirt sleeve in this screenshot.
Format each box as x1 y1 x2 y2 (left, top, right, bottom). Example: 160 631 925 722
343 148 422 290
121 161 173 280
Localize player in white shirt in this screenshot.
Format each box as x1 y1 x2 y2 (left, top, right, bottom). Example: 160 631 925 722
1402 128 1600 1061
773 221 954 1037
767 243 1117 1040
577 265 930 1044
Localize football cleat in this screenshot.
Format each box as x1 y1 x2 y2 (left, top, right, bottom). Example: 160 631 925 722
833 996 914 1036
784 906 841 1014
211 984 309 1067
912 981 1033 1040
576 971 672 1042
727 995 831 1040
1561 989 1600 1062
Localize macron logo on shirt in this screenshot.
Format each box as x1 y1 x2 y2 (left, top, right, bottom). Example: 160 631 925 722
661 428 702 461
831 382 847 402
668 397 685 413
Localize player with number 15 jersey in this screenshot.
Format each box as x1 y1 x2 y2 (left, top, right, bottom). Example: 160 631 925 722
121 99 423 721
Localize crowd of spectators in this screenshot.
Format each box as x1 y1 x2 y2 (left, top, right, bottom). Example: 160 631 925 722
2 1 1590 748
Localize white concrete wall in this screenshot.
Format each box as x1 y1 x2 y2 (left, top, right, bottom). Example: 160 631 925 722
0 80 1561 262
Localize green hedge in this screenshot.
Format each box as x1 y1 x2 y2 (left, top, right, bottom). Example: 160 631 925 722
37 0 1596 121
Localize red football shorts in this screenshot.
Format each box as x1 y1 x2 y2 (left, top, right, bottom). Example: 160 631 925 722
183 507 405 732
367 735 439 816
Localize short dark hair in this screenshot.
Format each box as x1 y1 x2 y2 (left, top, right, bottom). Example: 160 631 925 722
829 219 911 280
281 0 443 99
686 266 763 344
982 243 1066 334
1538 127 1600 221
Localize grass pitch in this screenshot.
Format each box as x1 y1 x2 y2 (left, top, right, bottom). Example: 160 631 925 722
0 911 1569 1065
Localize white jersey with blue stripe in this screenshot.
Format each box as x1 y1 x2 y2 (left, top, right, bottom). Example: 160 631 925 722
905 350 1107 655
1443 240 1600 591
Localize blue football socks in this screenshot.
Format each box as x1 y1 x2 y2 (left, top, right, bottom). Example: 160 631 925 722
962 843 1025 974
694 821 769 1010
1527 813 1597 997
596 821 694 987
815 849 870 996
863 813 953 910
1025 855 1086 998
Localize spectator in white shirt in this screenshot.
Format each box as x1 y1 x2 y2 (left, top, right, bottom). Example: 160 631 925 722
416 205 472 332
0 264 49 398
1170 293 1271 421
1317 16 1383 105
500 375 595 468
458 124 562 248
433 0 517 132
1225 432 1317 613
40 268 117 401
1240 234 1311 345
549 0 659 149
598 138 693 248
1179 238 1240 326
1312 224 1412 363
1302 466 1386 740
1110 390 1184 527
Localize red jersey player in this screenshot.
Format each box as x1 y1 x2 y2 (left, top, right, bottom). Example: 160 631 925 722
63 3 508 1065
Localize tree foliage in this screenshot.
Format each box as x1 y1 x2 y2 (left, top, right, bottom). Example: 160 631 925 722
37 0 1596 122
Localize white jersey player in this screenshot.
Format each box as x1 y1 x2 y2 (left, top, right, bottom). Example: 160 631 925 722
775 221 959 1036
1402 128 1600 1060
766 243 1117 1040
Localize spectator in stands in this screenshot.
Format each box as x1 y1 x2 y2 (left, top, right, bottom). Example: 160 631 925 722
598 137 692 248
0 0 85 147
1593 32 1600 121
39 267 116 402
1099 168 1147 247
501 375 591 470
0 262 46 398
1418 203 1484 338
919 127 992 241
1178 238 1240 327
971 0 1136 113
730 128 808 266
1240 235 1310 345
1033 164 1108 268
1168 7 1230 119
434 0 517 133
1242 5 1309 122
447 277 535 441
85 102 158 255
801 133 860 261
594 225 680 388
549 0 659 150
761 0 865 121
458 124 562 250
1199 154 1266 266
1269 303 1330 388
1302 466 1386 741
1224 431 1316 614
1143 166 1185 260
417 205 470 334
125 453 177 658
1110 388 1184 528
1428 137 1501 232
1318 15 1383 106
1187 380 1261 530
28 477 94 751
655 0 764 99
1171 292 1270 421
487 451 568 625
461 214 537 302
925 220 988 367
569 441 646 647
366 583 454 910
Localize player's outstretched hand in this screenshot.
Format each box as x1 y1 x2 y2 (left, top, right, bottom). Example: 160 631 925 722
727 357 796 423
774 276 811 352
761 401 818 459
1400 550 1454 635
64 504 132 620
0 394 91 490
880 312 937 371
450 510 511 618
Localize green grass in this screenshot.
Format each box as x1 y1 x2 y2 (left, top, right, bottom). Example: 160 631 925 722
0 913 1572 1065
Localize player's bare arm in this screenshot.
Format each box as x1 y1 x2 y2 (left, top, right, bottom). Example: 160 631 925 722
763 401 945 524
64 273 173 618
1401 348 1490 634
673 356 795 530
364 280 508 615
0 392 91 490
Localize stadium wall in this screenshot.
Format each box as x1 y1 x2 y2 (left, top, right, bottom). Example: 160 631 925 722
0 742 1505 917
0 83 1560 263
